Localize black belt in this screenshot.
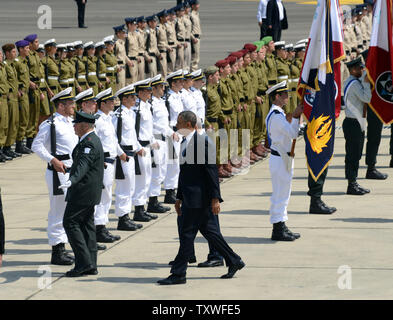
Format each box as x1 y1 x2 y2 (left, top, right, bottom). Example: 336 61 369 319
268 80 277 85
168 41 175 45
139 140 150 147
120 145 135 157
345 50 350 55
185 39 191 42
177 38 184 42
159 50 166 53
271 149 290 157
117 60 124 64
106 72 115 77
128 56 137 61
78 80 87 84
99 78 106 81
172 126 178 131
222 110 232 115
206 117 218 123
154 134 166 141
258 90 266 96
290 88 296 92
88 82 96 86
49 86 57 90
138 53 144 56
148 53 156 56
357 45 363 49
194 34 200 39
47 165 71 173
104 158 115 164
104 152 110 157
30 77 40 82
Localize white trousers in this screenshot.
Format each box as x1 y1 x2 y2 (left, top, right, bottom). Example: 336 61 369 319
132 147 152 206
184 43 192 70
164 138 180 190
148 139 167 197
45 169 69 246
268 155 294 224
114 157 135 217
94 162 114 226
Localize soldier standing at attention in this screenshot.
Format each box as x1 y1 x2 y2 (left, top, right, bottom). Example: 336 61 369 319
125 17 140 84
84 41 99 96
157 10 171 78
113 25 132 91
103 36 118 93
145 16 161 78
0 51 10 162
190 0 201 71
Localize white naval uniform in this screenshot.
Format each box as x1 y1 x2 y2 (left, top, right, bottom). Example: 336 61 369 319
180 88 198 114
266 104 299 224
164 89 184 190
190 86 206 129
132 99 156 206
112 105 142 217
32 113 78 246
94 109 125 225
148 96 174 197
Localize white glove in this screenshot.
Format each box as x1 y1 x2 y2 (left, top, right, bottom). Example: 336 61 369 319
58 180 72 190
151 142 160 150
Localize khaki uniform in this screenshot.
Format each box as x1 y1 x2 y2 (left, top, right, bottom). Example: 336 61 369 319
42 55 61 113
265 53 278 87
157 23 170 78
26 50 43 138
275 56 291 113
183 14 193 70
86 55 99 95
146 27 160 77
38 60 50 116
3 59 19 147
246 64 258 147
115 38 130 90
205 83 222 164
14 56 30 141
238 68 253 153
58 59 74 92
104 51 118 92
136 29 147 81
96 55 108 90
166 21 178 73
231 71 246 156
354 21 364 51
0 63 9 147
126 31 139 84
190 10 201 71
73 55 89 91
255 60 269 144
175 17 186 70
288 59 300 113
360 16 369 48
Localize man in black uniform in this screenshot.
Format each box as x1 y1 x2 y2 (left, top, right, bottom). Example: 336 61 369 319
75 0 87 28
158 111 245 285
60 110 104 277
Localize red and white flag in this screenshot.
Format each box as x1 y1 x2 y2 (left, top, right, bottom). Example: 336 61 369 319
366 0 393 124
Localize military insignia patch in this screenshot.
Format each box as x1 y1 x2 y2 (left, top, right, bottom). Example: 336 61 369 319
376 71 393 103
84 147 91 154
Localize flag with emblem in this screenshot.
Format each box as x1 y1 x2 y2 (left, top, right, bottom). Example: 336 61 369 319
297 0 345 181
365 0 393 124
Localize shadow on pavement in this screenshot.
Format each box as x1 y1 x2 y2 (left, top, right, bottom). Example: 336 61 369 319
195 236 274 244
331 218 393 223
8 238 48 245
222 209 308 215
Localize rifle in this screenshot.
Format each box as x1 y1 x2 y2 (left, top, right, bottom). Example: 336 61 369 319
125 37 131 79
49 115 64 196
164 88 178 159
134 99 142 175
45 58 54 114
149 100 157 168
115 107 126 179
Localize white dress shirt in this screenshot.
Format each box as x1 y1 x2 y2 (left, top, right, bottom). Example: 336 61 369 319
112 105 142 152
190 87 206 123
180 88 198 115
266 104 299 154
132 99 156 145
95 109 124 158
257 0 268 22
32 112 78 167
151 96 174 137
277 0 284 21
167 89 184 127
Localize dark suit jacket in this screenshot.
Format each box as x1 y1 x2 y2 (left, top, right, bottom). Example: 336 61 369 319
266 0 288 30
66 131 104 206
176 132 223 209
0 188 4 255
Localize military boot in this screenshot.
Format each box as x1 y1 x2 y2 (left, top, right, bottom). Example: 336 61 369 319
133 206 152 222
271 222 296 241
147 196 169 213
15 141 32 154
164 189 177 204
309 196 336 214
51 243 74 265
117 214 140 231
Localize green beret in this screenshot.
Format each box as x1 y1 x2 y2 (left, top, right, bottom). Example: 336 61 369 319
253 40 264 52
204 66 219 76
261 36 273 44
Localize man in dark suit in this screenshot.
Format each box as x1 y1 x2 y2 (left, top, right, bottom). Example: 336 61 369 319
158 111 245 285
60 110 104 277
75 0 87 28
266 0 288 41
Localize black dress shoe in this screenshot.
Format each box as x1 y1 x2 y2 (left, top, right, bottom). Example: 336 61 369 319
157 274 186 285
147 196 169 213
354 182 370 194
347 182 366 195
51 243 74 265
105 229 121 241
96 228 116 243
97 243 107 250
197 259 224 268
309 197 336 214
133 206 152 222
3 148 16 158
221 260 245 279
271 222 296 241
25 137 34 150
390 157 393 168
82 268 98 275
117 214 138 231
0 150 12 161
65 265 93 277
13 150 22 157
79 25 88 28
145 211 158 220
366 168 388 180
15 142 32 154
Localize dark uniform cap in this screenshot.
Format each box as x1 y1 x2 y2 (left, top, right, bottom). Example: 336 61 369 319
73 110 99 124
168 7 176 15
175 4 185 11
15 40 30 48
364 0 373 5
157 9 168 17
345 57 364 69
146 15 157 22
136 16 146 23
183 1 191 8
113 24 127 33
125 17 137 24
360 49 369 61
189 0 200 5
24 34 37 43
